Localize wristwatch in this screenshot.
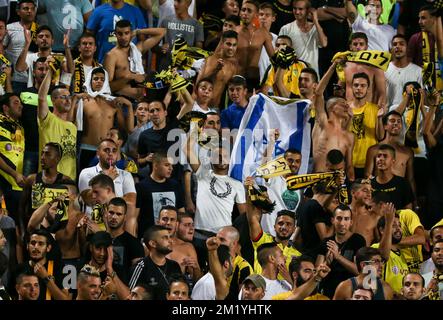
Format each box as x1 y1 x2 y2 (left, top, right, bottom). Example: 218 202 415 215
43 275 55 284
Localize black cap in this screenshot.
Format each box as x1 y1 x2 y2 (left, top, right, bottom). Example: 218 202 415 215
89 231 112 247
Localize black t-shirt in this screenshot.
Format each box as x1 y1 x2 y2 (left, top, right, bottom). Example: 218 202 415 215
14 259 64 300
112 231 144 284
270 0 295 34
296 198 332 257
135 176 185 239
128 256 182 300
317 233 366 298
427 136 443 202
371 175 414 209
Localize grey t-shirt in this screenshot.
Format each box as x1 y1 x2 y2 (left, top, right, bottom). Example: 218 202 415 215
160 15 204 47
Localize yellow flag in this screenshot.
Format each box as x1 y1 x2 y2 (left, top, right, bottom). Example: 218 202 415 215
286 172 336 190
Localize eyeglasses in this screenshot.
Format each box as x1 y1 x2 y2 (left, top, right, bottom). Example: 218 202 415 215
80 264 101 277
56 95 71 100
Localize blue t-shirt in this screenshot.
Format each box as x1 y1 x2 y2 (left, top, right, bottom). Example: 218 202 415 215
39 0 94 52
220 103 247 130
86 3 147 63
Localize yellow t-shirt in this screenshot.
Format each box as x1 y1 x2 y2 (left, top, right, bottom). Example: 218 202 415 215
264 61 307 97
228 255 253 288
350 102 379 168
398 209 423 272
252 231 301 277
0 114 25 191
371 243 409 293
38 112 77 180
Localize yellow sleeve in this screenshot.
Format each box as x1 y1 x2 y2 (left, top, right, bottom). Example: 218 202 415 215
401 209 423 235
264 67 275 88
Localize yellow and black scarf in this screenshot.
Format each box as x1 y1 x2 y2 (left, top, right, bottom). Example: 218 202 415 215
73 57 100 93
0 53 11 86
403 82 421 154
422 32 442 91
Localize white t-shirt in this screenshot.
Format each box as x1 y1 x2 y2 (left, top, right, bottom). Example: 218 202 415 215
25 52 70 88
262 176 301 236
386 62 423 109
192 101 216 114
78 163 136 198
259 33 277 82
191 272 216 300
352 15 396 52
194 165 246 233
279 21 321 74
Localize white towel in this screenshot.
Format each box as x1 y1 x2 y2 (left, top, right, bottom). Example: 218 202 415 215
77 67 115 131
84 67 115 100
128 42 144 74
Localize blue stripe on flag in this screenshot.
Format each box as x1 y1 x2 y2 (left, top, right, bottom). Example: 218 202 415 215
230 95 266 181
288 101 307 152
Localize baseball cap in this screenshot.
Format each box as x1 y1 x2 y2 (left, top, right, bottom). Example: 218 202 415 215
89 231 112 247
243 274 266 290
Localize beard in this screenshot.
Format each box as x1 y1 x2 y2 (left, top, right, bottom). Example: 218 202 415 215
156 245 172 255
392 235 402 245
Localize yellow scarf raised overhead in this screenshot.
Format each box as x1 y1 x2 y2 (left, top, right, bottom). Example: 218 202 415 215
286 171 337 190
422 32 443 91
403 86 421 154
333 50 392 83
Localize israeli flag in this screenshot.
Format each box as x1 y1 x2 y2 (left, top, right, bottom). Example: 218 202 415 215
229 93 312 182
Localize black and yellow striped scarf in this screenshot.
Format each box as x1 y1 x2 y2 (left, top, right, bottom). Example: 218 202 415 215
422 32 442 91
403 82 421 154
73 57 100 93
0 53 11 86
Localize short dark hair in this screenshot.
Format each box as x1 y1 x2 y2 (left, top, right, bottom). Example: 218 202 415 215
108 197 127 214
300 67 319 83
115 19 132 30
277 35 293 47
355 247 382 272
33 56 47 68
225 15 241 26
351 178 371 193
91 67 106 77
377 212 400 231
276 209 295 221
221 30 238 40
243 0 259 10
371 191 391 205
149 100 167 111
327 149 344 165
159 205 179 217
382 110 402 126
1 93 21 113
29 229 54 247
353 284 374 299
79 32 96 43
349 32 368 46
50 85 68 100
98 138 117 150
16 271 38 286
110 126 128 144
352 72 370 86
152 151 169 164
168 273 190 293
259 2 275 14
36 25 53 37
391 34 407 45
333 204 352 217
143 225 170 247
89 173 115 193
284 148 301 158
178 212 194 223
257 242 278 267
196 77 214 88
402 272 425 287
289 255 314 277
419 5 438 16
228 75 247 88
377 144 396 158
45 142 63 158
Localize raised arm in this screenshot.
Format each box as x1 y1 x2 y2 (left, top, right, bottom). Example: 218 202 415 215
15 28 31 72
310 8 328 48
183 125 201 173
274 67 291 98
244 176 263 241
206 237 229 300
135 27 166 54
38 65 53 121
374 68 387 112
176 87 194 120
378 202 396 262
63 31 74 74
423 91 440 149
345 0 358 24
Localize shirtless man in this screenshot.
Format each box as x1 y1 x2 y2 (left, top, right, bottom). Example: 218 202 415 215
176 212 195 243
157 206 202 282
364 111 415 196
73 67 130 169
196 30 239 107
338 33 387 111
104 19 165 101
236 0 274 90
350 179 382 245
312 76 355 180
